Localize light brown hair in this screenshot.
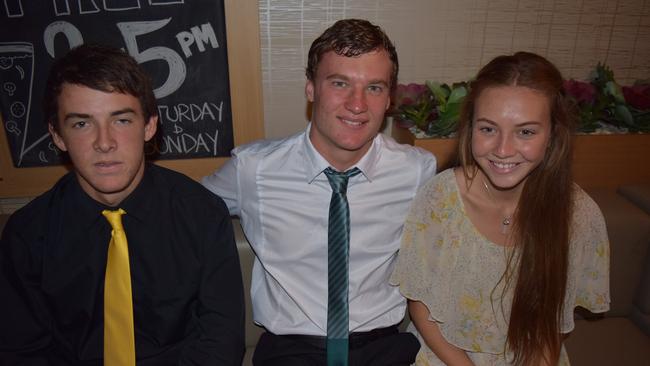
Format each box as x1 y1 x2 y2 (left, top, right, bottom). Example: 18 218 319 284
457 51 576 365
306 18 398 91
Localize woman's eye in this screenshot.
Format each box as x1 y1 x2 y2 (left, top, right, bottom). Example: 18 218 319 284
519 128 536 136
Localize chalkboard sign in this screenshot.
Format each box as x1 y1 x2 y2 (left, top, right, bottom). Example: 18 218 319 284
0 0 233 168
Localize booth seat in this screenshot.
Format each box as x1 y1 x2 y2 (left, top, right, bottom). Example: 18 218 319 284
2 184 649 365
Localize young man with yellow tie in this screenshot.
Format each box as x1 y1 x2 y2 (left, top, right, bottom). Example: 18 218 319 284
0 44 245 365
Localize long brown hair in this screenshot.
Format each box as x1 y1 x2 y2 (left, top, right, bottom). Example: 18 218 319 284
457 52 576 365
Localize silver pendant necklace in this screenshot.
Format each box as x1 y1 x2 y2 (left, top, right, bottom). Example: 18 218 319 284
482 179 512 234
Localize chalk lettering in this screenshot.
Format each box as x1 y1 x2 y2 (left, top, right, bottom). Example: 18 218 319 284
157 101 224 124
1 1 232 166
4 0 183 18
210 101 223 122
104 0 142 11
176 22 218 58
52 0 71 16
79 0 100 15
205 128 218 153
43 21 84 57
158 130 218 155
4 0 24 17
177 103 190 121
149 0 184 5
118 19 186 98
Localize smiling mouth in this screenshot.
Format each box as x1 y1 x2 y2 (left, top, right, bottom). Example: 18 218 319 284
339 117 366 127
490 160 518 170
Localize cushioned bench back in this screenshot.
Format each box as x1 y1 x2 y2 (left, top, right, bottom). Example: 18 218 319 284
588 188 650 317
233 219 266 348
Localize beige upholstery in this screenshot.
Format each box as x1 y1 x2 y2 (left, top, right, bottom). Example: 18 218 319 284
631 251 650 337
563 188 650 365
585 188 650 317
233 219 263 364
565 317 650 366
619 184 650 216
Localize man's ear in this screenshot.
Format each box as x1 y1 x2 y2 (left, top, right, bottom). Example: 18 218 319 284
305 80 315 102
144 115 158 142
49 122 68 152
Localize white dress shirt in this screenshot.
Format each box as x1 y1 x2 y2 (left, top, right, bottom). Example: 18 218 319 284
202 124 437 336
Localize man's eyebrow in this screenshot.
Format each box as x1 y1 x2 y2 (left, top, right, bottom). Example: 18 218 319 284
368 79 389 86
62 108 137 122
325 74 389 86
110 108 136 116
326 73 350 81
63 112 90 122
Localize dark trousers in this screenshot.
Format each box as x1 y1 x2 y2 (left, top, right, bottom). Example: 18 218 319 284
252 325 420 366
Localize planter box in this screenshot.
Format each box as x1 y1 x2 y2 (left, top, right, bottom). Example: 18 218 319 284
392 126 650 189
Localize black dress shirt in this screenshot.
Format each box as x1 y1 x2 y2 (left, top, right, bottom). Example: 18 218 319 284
0 164 245 365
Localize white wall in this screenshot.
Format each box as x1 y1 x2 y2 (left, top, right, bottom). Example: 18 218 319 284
259 0 650 138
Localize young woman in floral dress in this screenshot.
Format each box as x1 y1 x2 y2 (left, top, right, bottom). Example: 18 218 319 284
391 52 610 366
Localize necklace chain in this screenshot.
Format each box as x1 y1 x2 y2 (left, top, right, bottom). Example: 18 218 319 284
482 179 512 234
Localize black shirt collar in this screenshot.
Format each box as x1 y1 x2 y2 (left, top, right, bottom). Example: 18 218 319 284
70 164 154 230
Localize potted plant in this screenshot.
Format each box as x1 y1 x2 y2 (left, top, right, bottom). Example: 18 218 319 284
390 65 650 188
390 81 467 169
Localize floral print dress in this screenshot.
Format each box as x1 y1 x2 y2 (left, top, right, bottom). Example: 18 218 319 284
390 169 610 366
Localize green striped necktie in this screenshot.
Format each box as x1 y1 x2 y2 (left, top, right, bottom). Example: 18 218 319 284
323 167 361 366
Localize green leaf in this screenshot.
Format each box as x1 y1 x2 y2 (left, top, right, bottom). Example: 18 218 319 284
447 86 467 105
426 81 449 105
605 81 625 104
615 104 635 127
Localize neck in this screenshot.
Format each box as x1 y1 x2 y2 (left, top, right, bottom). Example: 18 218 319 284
474 170 522 235
309 132 374 172
478 171 522 209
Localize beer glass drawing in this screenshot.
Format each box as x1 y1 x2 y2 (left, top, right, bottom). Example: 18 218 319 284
0 41 35 166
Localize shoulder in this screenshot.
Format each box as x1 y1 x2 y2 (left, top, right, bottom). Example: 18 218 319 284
572 186 607 228
374 134 437 187
409 168 459 218
147 164 229 215
231 130 304 162
2 173 76 240
378 133 437 166
573 186 601 212
569 185 609 251
419 168 456 197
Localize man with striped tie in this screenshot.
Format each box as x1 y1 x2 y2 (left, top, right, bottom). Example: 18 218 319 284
203 19 437 366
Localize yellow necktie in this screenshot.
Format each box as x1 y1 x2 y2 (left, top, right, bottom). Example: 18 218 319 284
102 208 136 366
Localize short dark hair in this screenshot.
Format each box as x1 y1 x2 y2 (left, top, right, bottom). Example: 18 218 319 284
306 19 398 90
44 43 157 130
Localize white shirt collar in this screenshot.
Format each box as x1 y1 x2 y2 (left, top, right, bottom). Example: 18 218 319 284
302 123 382 184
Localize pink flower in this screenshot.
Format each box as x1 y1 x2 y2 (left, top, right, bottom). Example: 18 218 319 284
622 85 650 110
394 83 428 106
563 79 596 104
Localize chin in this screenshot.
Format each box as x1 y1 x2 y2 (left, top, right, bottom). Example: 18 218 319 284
87 176 133 192
491 176 528 190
